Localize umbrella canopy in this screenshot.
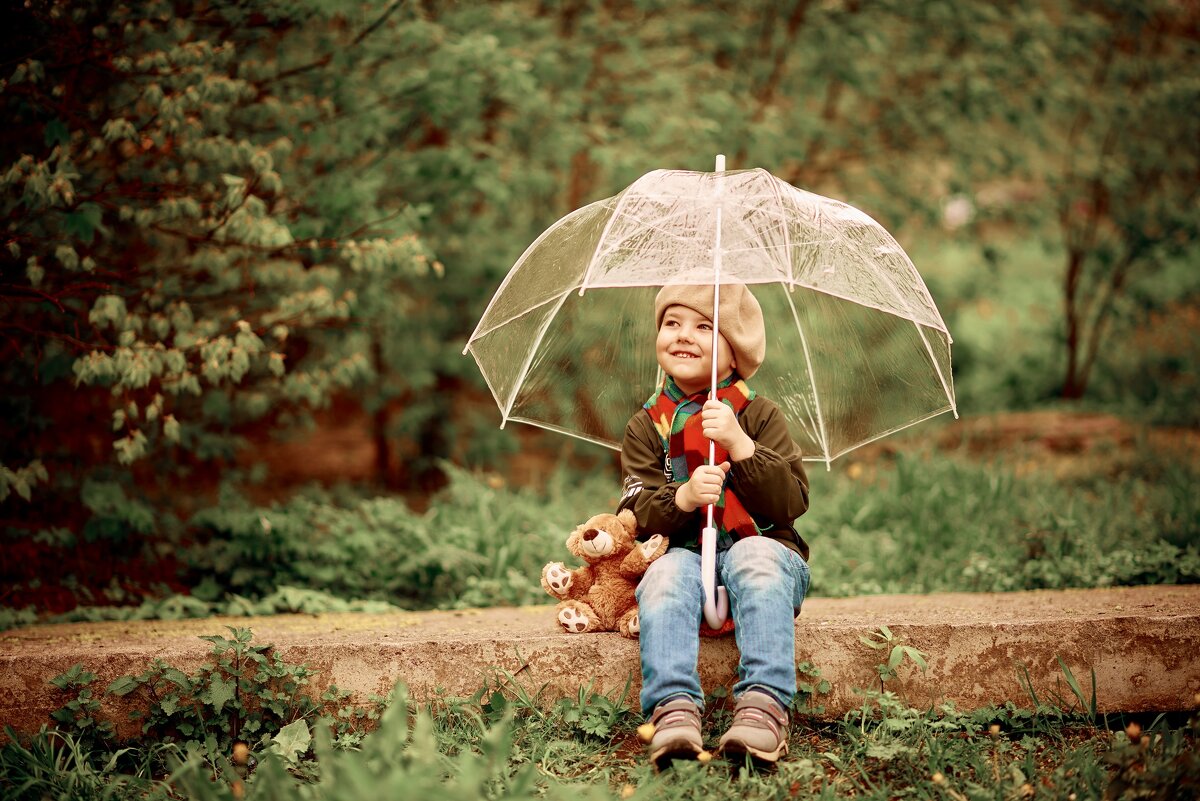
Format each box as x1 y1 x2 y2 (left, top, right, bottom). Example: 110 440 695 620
464 166 956 468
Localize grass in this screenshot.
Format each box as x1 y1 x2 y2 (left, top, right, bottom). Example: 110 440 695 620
2 412 1196 799
1 426 1195 630
4 653 1197 801
800 432 1200 597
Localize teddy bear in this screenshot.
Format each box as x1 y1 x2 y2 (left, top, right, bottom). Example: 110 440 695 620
540 509 668 639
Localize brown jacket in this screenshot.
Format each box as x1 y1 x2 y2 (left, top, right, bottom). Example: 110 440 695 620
617 396 810 560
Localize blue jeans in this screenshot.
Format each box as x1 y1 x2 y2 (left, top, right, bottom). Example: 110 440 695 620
635 537 811 715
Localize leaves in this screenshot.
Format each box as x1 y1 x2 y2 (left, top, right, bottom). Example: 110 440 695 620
49 664 97 691
0 460 48 503
51 628 341 762
106 675 140 696
861 626 929 688
201 674 236 714
1 0 436 490
268 719 312 764
61 203 105 244
902 645 929 672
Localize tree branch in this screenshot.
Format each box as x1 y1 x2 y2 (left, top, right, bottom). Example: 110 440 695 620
272 0 404 83
353 0 405 46
0 284 67 312
751 0 811 121
1077 246 1139 395
0 322 103 353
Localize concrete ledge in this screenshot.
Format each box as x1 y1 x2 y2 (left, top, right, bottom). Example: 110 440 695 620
2 585 1198 737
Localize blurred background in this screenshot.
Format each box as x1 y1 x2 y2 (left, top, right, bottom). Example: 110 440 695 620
1 0 1196 623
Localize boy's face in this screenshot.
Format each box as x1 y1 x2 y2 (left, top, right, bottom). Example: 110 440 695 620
656 304 735 395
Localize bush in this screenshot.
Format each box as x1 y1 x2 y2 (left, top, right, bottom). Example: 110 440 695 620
182 463 616 611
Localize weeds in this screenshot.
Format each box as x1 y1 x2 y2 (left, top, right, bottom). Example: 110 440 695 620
858 625 929 691
795 661 832 715
47 664 114 751
1104 714 1200 800
1016 658 1102 738
6 629 1195 800
103 626 336 756
0 726 174 801
553 676 636 740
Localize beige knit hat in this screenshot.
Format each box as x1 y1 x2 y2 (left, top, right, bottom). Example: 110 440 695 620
654 282 766 380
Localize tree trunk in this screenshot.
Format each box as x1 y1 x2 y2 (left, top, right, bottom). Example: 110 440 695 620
370 337 397 488
1062 248 1086 399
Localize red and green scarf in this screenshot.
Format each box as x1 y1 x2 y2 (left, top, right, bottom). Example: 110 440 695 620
643 374 760 550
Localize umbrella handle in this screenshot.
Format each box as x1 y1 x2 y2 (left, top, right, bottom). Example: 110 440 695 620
701 524 729 628
701 155 730 631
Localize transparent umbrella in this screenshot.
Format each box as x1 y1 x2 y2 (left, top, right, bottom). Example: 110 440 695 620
464 157 957 627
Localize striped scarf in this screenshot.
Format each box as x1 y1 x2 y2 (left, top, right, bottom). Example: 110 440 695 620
643 374 759 550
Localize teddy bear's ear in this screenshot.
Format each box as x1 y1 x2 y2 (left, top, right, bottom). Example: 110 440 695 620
617 508 637 534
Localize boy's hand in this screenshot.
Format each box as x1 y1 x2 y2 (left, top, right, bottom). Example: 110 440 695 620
701 400 755 461
676 462 731 512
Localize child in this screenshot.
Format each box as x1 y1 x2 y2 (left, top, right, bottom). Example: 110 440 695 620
617 282 810 768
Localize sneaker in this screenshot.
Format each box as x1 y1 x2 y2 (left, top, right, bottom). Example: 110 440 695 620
645 697 704 768
717 689 790 764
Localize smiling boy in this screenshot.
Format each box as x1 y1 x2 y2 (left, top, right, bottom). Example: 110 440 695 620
618 282 811 769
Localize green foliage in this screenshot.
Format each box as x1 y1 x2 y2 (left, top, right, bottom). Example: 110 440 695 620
0 726 174 801
0 460 612 621
795 661 833 716
168 691 616 801
0 606 37 632
0 0 1196 631
0 460 47 503
263 718 312 770
552 678 635 741
1056 656 1099 722
827 689 1117 798
1015 1 1200 399
79 479 159 543
4 0 1195 520
1 0 1197 626
858 625 929 689
47 664 114 748
803 442 1200 597
919 239 1066 413
42 586 399 625
105 626 356 758
20 631 637 800
181 464 612 611
921 238 1200 425
1104 712 1200 801
13 633 1199 801
1015 658 1102 731
3 0 433 463
910 1 1200 402
1084 252 1200 426
4 437 1195 625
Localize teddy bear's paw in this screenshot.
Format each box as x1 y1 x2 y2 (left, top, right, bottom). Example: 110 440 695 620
542 562 573 597
626 612 640 636
558 606 590 633
639 534 664 559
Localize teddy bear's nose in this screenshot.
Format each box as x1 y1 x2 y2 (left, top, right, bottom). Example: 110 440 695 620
582 528 598 541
